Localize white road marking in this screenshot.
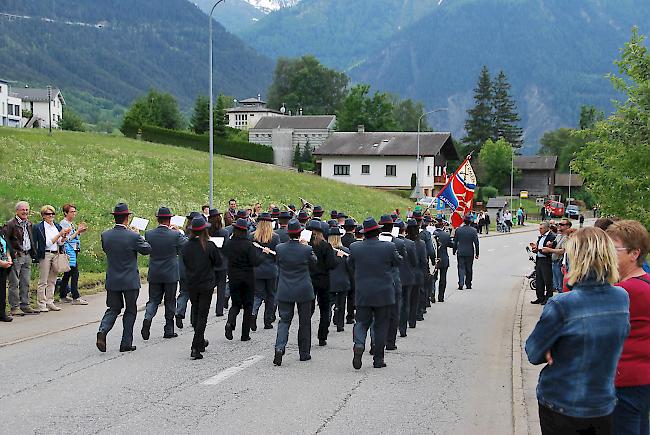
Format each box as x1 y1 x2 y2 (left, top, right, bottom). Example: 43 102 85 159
202 354 265 385
488 248 496 252
503 245 510 248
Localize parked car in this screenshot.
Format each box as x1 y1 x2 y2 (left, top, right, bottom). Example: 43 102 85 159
565 204 580 219
545 200 565 218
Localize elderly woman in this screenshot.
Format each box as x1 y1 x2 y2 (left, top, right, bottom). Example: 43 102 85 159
58 203 88 305
525 227 630 434
606 220 650 435
33 205 71 312
0 230 13 322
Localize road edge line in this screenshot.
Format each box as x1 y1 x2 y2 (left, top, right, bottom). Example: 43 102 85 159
512 278 529 435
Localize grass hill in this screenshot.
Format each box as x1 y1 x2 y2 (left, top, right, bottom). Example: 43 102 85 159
0 128 413 273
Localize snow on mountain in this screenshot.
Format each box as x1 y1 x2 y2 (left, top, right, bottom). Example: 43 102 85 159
244 0 300 13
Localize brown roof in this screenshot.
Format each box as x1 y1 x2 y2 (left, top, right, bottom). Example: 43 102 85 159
554 173 584 187
514 156 557 170
313 132 458 159
251 115 336 130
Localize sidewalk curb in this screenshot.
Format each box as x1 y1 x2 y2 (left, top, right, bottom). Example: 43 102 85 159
512 278 529 435
480 227 538 239
0 302 148 348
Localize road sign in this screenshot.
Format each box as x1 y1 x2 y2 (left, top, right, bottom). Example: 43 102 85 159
520 190 529 199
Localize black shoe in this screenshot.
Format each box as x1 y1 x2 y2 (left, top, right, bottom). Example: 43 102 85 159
215 312 224 317
431 297 436 304
191 348 203 360
141 319 151 340
337 326 344 332
373 361 387 368
386 344 397 350
264 324 273 330
163 332 178 339
96 331 107 352
319 339 327 346
199 340 209 352
0 314 13 322
225 323 233 340
273 350 283 366
417 316 424 321
399 332 407 338
438 298 444 303
241 336 251 341
540 299 548 305
426 301 431 307
352 346 363 370
466 285 472 289
299 354 311 361
458 285 463 290
251 315 257 332
409 323 416 329
346 318 355 324
175 315 184 329
119 345 136 352
369 347 375 355
530 299 543 304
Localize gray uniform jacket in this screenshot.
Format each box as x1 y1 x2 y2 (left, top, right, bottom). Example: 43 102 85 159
381 232 405 297
250 232 280 280
328 245 351 293
398 236 418 286
349 238 401 307
102 225 151 291
413 239 427 286
274 227 290 243
276 240 318 303
453 224 480 257
434 228 452 268
145 225 187 283
420 228 437 265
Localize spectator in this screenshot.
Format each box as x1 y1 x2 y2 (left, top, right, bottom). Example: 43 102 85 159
517 207 524 226
201 205 210 221
525 227 630 434
33 205 71 312
3 201 38 316
483 211 490 234
58 204 89 305
541 218 571 294
0 229 13 322
606 220 650 435
251 202 262 220
504 210 513 232
224 199 237 227
477 212 485 234
530 222 556 305
579 213 585 228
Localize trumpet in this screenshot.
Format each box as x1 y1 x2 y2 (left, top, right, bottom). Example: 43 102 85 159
299 197 312 211
333 248 350 257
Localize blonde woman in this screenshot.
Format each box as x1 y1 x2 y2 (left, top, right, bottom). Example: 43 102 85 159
33 205 71 312
327 225 351 332
250 212 280 331
525 227 630 434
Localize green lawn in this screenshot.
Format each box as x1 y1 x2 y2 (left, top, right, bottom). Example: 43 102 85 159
0 128 414 275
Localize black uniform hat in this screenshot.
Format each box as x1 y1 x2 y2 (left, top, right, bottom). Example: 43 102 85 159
312 205 324 216
395 219 405 229
424 215 433 223
412 210 423 221
279 211 291 219
361 217 380 233
379 214 394 225
328 223 340 233
355 225 364 236
407 218 419 227
343 218 356 229
327 219 338 228
306 220 323 232
156 206 173 217
336 212 348 219
330 210 338 219
271 207 281 217
236 209 248 219
287 219 302 234
188 216 210 231
390 213 399 221
297 210 309 222
233 218 249 230
257 212 273 222
186 211 201 220
208 208 221 217
288 204 297 211
111 203 132 215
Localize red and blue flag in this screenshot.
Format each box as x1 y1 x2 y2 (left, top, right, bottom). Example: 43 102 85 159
435 157 477 228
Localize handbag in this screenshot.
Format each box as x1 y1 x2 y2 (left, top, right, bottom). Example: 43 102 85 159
53 251 71 273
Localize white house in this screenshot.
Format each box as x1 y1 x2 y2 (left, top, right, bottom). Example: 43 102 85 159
226 95 283 130
17 87 65 129
0 79 23 128
249 115 336 167
313 127 458 196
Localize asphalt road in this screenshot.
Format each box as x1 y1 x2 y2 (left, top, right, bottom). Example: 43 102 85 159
0 229 538 435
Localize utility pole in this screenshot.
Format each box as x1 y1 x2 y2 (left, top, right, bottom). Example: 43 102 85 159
47 85 52 136
208 0 226 208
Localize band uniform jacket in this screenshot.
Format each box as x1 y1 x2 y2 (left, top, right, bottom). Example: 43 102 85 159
145 225 187 283
276 240 318 303
181 238 220 290
224 234 263 283
101 225 151 291
349 238 401 307
420 228 438 265
249 232 280 280
274 227 290 243
341 232 356 248
382 233 405 297
309 239 338 291
398 236 418 287
413 239 427 286
453 224 480 257
328 245 351 294
434 228 453 269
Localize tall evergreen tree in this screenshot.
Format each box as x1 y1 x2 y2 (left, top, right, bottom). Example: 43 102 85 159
492 70 523 149
463 66 494 155
190 95 209 134
214 94 228 137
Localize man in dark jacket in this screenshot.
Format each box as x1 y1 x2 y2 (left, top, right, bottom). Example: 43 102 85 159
341 218 357 324
97 203 151 353
434 220 452 302
142 207 187 341
274 211 291 243
414 211 436 315
273 219 318 365
453 216 479 290
3 201 38 315
530 221 556 305
349 218 401 369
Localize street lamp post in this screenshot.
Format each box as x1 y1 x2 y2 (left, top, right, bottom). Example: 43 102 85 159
208 0 226 208
415 108 447 199
510 145 514 211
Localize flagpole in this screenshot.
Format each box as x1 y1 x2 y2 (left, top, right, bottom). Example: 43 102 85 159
434 154 472 199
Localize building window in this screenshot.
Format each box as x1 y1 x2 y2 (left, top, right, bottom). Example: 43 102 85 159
361 164 370 174
334 165 350 176
386 165 397 177
427 166 431 176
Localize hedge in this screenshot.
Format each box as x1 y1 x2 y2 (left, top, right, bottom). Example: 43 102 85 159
126 124 274 164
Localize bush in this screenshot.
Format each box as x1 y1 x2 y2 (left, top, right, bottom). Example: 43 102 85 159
481 185 498 201
139 125 274 164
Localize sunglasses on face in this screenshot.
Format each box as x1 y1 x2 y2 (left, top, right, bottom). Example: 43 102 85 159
43 213 55 216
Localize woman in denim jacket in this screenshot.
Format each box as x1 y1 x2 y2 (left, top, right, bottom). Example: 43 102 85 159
526 227 630 434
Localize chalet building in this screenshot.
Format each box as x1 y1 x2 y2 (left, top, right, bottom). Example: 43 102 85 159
226 95 283 130
249 115 336 167
513 156 558 197
554 173 584 199
0 79 22 128
313 126 458 196
18 87 65 129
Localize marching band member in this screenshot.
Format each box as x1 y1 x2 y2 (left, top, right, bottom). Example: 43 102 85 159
327 223 351 332
207 209 229 317
250 212 280 331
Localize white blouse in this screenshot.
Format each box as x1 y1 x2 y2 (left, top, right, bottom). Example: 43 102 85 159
44 222 60 251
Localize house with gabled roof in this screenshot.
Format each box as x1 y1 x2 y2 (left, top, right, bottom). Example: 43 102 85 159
513 155 558 197
18 86 65 129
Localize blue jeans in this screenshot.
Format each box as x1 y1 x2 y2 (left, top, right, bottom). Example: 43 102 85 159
552 261 563 291
613 384 650 435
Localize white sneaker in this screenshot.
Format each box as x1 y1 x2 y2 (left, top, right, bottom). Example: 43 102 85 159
72 298 88 305
39 306 49 312
46 303 62 311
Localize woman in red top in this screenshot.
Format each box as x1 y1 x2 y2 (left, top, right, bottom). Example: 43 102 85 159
607 220 650 435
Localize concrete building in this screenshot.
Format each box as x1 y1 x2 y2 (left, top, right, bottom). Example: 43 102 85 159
513 156 557 197
226 95 283 130
0 79 23 128
17 87 65 129
314 127 458 196
249 115 336 167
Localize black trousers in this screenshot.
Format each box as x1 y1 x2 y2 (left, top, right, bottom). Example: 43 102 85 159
0 268 7 316
145 282 177 335
386 290 402 347
353 305 390 365
437 267 448 300
189 287 212 350
331 291 347 329
346 286 355 322
457 255 474 287
214 270 227 316
399 285 411 336
538 403 612 435
60 264 80 299
535 257 554 301
99 289 139 347
408 284 420 328
275 300 312 358
227 279 255 339
419 273 431 315
312 286 331 341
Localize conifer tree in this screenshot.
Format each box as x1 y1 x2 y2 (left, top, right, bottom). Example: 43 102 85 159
492 70 523 149
292 144 301 168
463 66 494 155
